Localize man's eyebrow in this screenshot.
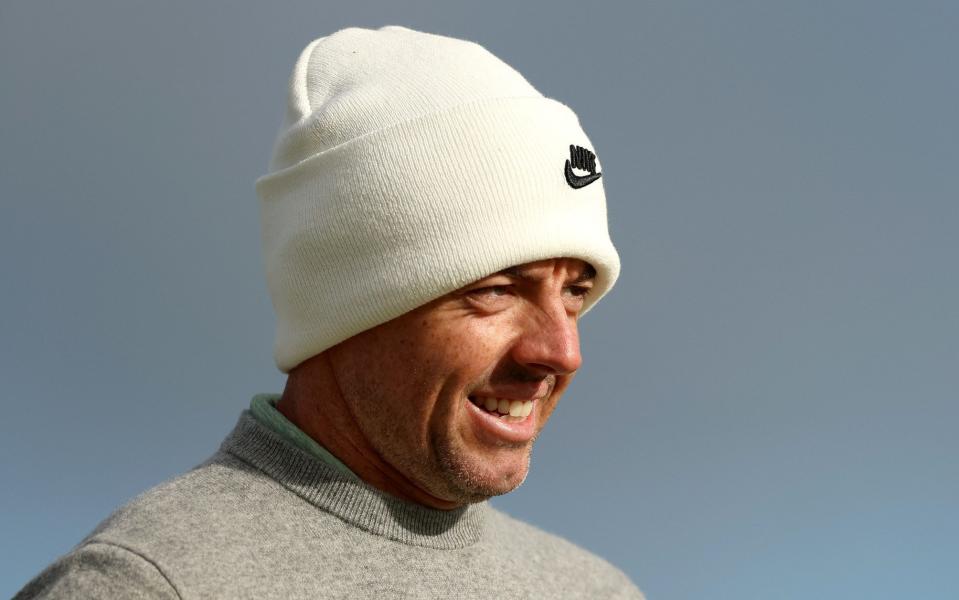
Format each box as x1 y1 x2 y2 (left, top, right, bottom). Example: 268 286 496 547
498 263 597 284
571 264 597 283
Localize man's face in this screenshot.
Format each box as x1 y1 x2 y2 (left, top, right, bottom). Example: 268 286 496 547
327 257 595 504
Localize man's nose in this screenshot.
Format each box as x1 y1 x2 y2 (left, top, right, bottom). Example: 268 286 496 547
510 300 583 377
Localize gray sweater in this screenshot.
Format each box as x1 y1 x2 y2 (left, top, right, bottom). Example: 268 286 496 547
15 410 645 599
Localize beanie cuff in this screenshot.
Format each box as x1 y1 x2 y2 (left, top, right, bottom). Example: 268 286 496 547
257 95 619 372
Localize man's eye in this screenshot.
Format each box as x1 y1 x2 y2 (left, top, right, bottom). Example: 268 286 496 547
566 285 593 299
470 285 511 298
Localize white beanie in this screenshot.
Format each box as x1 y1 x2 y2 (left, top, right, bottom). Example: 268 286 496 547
256 25 620 373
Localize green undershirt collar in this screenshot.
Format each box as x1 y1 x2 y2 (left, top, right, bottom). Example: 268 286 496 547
249 393 357 480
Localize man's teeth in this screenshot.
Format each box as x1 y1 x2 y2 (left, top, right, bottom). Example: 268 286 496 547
471 396 534 418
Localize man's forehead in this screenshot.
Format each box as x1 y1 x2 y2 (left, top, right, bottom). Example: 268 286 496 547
487 259 596 283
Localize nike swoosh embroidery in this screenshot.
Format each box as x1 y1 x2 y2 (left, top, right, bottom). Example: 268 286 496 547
565 160 602 189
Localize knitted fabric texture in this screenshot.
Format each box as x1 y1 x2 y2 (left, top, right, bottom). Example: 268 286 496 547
14 410 645 599
256 25 620 372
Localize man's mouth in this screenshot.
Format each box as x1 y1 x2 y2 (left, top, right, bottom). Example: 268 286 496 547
468 395 534 420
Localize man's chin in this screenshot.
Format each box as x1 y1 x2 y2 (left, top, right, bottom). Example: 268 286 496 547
435 447 532 504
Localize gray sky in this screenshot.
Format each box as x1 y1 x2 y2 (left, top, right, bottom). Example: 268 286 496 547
2 2 957 598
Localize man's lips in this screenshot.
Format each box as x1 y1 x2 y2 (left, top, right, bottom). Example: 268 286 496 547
465 394 538 444
470 378 552 402
468 395 536 417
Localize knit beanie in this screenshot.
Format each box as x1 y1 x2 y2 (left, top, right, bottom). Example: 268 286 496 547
256 25 620 373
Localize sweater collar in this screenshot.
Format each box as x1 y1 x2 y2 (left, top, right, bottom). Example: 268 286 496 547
248 393 357 479
220 409 488 549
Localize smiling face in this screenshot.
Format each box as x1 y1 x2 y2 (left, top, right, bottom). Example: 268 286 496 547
326 257 595 504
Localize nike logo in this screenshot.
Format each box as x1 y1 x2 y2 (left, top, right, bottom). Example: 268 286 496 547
564 144 602 189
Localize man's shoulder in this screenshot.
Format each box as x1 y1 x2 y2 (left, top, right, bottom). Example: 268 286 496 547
15 452 264 599
485 504 623 567
14 540 181 600
90 452 251 529
485 505 646 599
80 449 304 555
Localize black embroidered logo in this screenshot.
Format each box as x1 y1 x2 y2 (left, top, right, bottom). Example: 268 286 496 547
564 144 602 189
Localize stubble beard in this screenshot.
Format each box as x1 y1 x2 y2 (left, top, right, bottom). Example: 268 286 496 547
340 374 541 506
429 431 537 505
354 409 535 506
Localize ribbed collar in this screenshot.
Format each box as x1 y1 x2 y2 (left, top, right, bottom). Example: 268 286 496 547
220 410 489 549
248 393 357 480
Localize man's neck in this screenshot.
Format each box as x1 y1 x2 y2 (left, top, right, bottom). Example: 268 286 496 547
276 355 462 511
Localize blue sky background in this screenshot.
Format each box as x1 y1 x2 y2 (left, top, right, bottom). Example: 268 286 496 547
2 2 957 598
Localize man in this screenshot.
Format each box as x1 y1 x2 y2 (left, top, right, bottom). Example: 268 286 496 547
16 25 644 598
